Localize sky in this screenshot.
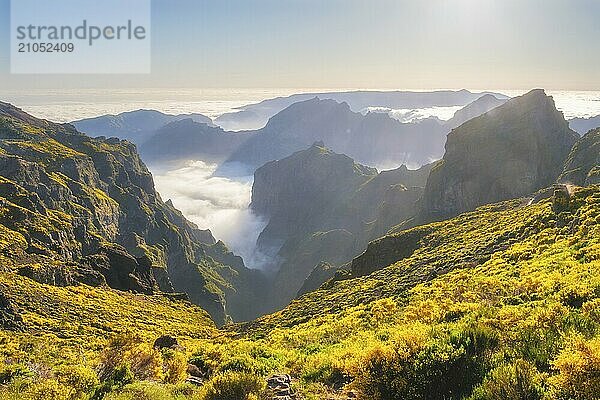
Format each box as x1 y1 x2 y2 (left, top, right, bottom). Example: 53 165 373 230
1 0 600 90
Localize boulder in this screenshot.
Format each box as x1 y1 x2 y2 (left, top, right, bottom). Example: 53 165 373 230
153 335 178 349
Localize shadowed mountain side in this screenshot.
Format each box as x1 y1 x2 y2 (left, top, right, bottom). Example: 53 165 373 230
72 109 215 146
139 119 253 164
226 98 448 170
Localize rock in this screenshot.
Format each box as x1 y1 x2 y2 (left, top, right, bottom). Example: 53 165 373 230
421 89 579 221
153 335 178 349
266 374 297 399
82 245 157 295
17 262 105 287
0 292 24 331
187 364 204 378
185 376 204 386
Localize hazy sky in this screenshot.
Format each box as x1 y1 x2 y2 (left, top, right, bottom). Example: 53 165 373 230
1 0 600 90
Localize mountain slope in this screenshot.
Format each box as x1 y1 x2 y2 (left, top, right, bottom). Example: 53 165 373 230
72 109 214 146
139 119 252 164
0 101 262 324
421 89 578 221
226 98 447 170
568 114 600 136
251 143 431 311
558 127 600 186
215 89 509 131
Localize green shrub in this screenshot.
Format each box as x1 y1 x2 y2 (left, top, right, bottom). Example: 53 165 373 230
198 371 265 400
469 360 544 400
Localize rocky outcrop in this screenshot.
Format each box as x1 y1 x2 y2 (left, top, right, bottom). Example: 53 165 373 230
81 245 157 294
558 128 600 186
421 89 578 221
266 374 297 400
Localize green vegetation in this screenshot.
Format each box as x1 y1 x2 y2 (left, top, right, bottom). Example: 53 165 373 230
1 102 599 399
0 185 598 399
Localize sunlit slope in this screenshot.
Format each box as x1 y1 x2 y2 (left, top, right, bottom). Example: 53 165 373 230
247 185 599 332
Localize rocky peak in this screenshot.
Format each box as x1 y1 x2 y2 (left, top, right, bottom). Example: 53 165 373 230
421 89 579 220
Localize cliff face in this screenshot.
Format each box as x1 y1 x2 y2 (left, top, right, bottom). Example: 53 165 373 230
251 143 430 310
0 102 261 324
421 89 578 221
558 128 600 186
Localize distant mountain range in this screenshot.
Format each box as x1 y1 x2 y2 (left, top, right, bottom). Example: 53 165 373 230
71 91 513 172
568 115 600 136
215 89 510 131
72 109 215 146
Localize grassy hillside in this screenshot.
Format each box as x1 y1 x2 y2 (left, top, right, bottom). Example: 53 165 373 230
1 184 598 399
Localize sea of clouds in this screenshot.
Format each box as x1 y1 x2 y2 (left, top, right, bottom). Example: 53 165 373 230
152 160 271 270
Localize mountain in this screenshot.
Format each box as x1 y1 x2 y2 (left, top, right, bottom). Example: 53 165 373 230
72 109 215 146
1 95 600 400
558 128 600 186
421 89 579 221
225 98 448 170
138 119 252 164
568 114 600 136
215 89 509 131
444 94 507 129
0 101 263 325
250 143 431 310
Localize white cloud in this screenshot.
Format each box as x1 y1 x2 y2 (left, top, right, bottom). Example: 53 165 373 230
152 160 270 270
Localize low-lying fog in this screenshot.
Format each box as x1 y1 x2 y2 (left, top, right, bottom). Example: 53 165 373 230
151 161 270 270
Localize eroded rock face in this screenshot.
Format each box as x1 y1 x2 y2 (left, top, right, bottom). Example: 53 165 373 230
421 89 578 221
81 245 157 294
